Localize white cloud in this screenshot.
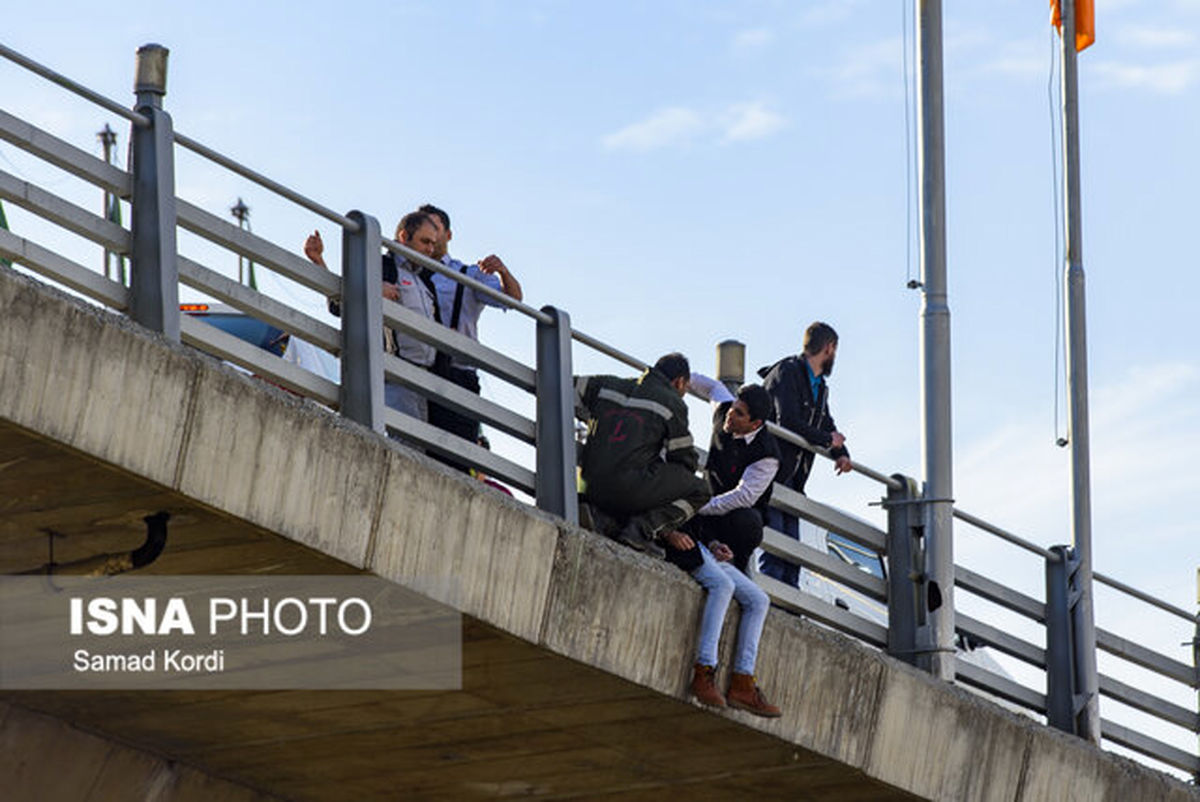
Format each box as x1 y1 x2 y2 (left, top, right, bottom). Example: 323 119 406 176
1117 25 1198 48
601 107 705 152
719 101 786 143
823 37 903 98
1092 59 1200 94
732 28 775 52
602 102 787 151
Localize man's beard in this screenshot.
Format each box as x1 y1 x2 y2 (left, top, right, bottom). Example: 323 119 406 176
822 353 835 377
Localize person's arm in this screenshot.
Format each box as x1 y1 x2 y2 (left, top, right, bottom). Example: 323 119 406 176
479 255 523 302
688 372 735 406
696 456 779 516
304 230 343 317
663 408 698 472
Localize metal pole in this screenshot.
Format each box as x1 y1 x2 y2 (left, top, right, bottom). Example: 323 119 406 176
129 44 179 340
1060 0 1100 744
231 197 250 286
535 305 578 525
339 211 384 433
916 0 955 680
98 124 117 280
1045 545 1078 733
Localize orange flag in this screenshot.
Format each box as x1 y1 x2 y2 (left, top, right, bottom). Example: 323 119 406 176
1051 0 1095 52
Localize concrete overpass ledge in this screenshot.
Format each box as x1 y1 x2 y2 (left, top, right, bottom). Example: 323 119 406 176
0 702 281 802
2 264 1197 801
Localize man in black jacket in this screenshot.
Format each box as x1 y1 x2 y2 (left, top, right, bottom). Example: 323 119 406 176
758 321 851 585
574 353 711 559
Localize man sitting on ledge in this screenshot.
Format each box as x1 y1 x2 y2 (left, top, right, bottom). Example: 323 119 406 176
574 352 711 559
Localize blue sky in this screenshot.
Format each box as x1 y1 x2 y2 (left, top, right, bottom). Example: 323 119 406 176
3 0 1198 768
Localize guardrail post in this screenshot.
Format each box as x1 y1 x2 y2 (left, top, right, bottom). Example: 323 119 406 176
129 44 179 341
1046 544 1090 735
885 473 922 666
339 211 384 433
535 305 578 524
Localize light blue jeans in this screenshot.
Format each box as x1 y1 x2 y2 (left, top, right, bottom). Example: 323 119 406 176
385 380 426 441
691 543 770 674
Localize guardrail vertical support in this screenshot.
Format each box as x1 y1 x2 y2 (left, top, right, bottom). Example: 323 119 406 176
536 305 578 524
885 474 922 667
339 211 384 433
1046 544 1092 735
129 44 179 341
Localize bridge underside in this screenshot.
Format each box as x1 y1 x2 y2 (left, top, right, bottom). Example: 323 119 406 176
0 419 913 801
2 267 1193 802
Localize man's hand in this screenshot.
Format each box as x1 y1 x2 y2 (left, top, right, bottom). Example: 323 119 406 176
382 282 400 302
663 530 695 551
834 455 852 475
709 541 734 562
478 254 507 276
829 431 846 449
479 254 524 301
303 230 326 268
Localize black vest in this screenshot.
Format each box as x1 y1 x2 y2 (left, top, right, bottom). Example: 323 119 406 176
705 401 781 510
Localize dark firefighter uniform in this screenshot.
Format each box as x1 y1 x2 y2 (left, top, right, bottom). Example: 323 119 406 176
574 367 711 540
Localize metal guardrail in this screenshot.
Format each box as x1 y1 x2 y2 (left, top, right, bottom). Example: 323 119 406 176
2 41 1196 779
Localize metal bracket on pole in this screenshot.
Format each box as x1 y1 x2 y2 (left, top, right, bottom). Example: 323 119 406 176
535 305 578 525
129 44 179 341
339 211 384 433
1046 544 1097 736
885 473 922 666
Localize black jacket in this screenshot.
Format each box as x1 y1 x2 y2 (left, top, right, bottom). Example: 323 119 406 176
758 354 848 494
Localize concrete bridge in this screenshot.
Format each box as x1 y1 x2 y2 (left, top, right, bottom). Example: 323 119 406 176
1 267 1195 802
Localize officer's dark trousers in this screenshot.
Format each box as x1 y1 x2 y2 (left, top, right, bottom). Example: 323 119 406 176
585 461 711 538
428 365 481 473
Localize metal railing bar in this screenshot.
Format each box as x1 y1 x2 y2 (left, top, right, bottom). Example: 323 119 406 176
1096 627 1195 687
763 420 902 490
382 299 537 393
0 44 150 128
757 573 889 648
177 256 340 354
954 565 1046 623
759 527 887 601
0 110 132 196
1094 570 1197 624
0 168 130 253
382 354 536 444
569 327 648 372
180 315 338 406
952 507 1055 560
0 228 128 311
956 612 1047 668
176 200 340 297
771 484 887 552
954 658 1048 714
1098 672 1200 733
380 407 535 495
171 132 359 231
1101 718 1200 775
379 237 551 324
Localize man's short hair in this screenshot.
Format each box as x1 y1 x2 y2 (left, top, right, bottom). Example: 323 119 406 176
803 321 838 355
653 352 690 382
395 211 432 242
736 384 773 424
418 204 451 232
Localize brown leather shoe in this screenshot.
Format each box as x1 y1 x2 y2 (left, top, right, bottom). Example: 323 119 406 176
727 672 781 718
691 663 726 708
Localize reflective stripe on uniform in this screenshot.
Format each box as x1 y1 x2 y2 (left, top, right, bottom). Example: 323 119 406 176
596 387 674 421
665 434 693 452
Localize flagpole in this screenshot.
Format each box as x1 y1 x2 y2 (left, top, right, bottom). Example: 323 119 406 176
1059 0 1101 745
917 0 955 681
